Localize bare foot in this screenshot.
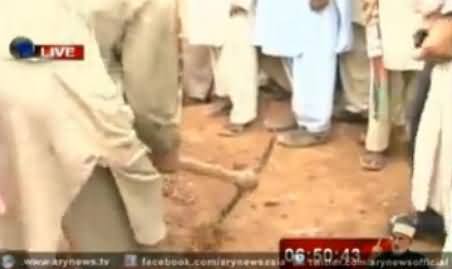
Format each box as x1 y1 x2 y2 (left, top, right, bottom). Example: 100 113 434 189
207 99 232 117
358 132 366 145
218 123 247 137
360 151 387 171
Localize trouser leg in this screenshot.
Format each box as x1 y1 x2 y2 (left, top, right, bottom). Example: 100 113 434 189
63 120 166 250
292 53 337 133
365 71 403 152
181 41 213 100
408 63 434 165
63 166 166 252
391 71 418 128
62 168 140 252
221 15 258 125
259 54 292 92
338 24 369 114
209 47 228 98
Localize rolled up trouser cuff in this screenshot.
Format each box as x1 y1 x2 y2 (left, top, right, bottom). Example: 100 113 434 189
111 150 167 246
114 176 167 246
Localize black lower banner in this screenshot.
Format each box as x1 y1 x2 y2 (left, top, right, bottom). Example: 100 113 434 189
1 251 452 268
0 252 284 268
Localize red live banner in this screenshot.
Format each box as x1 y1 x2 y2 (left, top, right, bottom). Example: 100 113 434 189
280 238 392 268
35 45 84 60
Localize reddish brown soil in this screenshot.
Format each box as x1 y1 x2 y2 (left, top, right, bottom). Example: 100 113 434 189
165 96 442 253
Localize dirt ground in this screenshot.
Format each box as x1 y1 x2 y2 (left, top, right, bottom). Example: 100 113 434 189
164 94 443 253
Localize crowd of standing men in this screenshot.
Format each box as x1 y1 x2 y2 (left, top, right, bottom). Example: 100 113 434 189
1 0 452 257
180 0 424 172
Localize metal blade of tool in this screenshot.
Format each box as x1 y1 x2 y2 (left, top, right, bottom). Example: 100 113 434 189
217 136 276 224
185 136 276 250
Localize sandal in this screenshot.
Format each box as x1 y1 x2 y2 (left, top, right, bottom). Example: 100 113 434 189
264 115 297 132
277 128 328 148
360 151 387 171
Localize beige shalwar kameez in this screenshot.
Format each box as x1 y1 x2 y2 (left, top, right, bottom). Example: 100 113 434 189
0 0 166 252
365 0 424 152
178 0 213 100
87 0 181 156
338 0 369 114
185 0 258 125
62 0 179 251
259 54 292 92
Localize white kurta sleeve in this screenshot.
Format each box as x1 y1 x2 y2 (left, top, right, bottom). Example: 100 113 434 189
442 0 452 13
335 0 353 53
231 0 255 12
417 0 444 16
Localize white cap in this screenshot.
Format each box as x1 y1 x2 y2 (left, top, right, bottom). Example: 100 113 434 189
392 223 416 238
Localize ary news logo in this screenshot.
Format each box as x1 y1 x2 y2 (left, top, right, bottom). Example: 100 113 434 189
9 36 84 60
1 254 15 269
123 254 138 267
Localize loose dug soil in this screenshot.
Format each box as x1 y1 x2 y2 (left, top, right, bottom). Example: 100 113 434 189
164 96 443 253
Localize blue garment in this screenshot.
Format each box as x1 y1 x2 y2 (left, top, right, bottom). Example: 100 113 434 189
255 0 352 56
255 0 352 132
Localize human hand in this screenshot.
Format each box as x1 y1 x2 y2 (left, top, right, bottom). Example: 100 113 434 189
310 0 330 12
415 0 443 16
414 16 452 61
371 239 383 255
230 5 247 16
